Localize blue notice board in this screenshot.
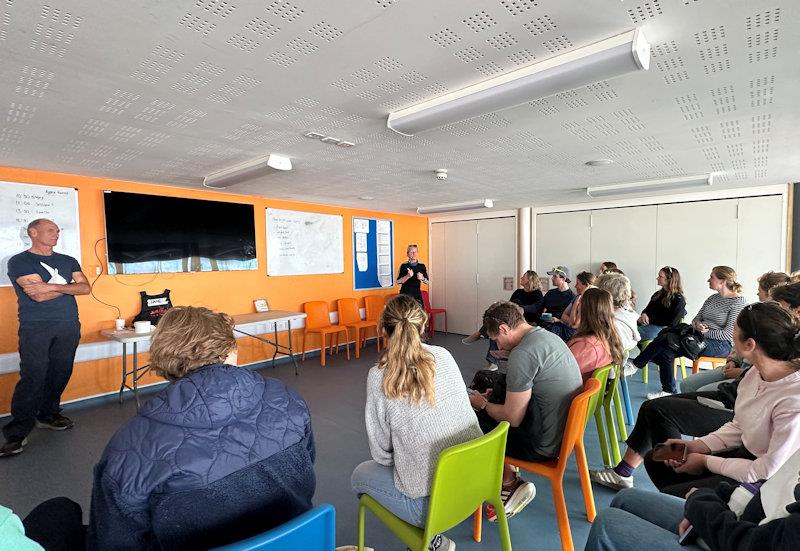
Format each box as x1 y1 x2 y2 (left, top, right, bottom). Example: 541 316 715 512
353 217 394 290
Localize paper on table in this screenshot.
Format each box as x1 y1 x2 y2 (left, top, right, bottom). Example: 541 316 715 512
356 252 368 272
355 232 367 252
353 218 369 233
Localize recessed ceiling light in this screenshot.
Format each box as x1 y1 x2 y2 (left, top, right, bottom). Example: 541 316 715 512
337 141 355 148
320 136 341 144
358 195 374 200
585 159 614 166
304 131 325 139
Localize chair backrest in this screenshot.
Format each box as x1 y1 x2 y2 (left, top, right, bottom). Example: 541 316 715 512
587 365 613 424
304 301 331 330
425 422 509 537
336 298 362 325
363 295 385 321
421 290 433 311
212 504 336 551
553 378 601 469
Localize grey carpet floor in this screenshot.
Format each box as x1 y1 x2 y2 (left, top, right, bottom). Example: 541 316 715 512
0 333 659 550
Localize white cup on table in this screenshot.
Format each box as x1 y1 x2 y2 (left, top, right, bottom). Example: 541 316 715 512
115 318 125 331
133 321 151 333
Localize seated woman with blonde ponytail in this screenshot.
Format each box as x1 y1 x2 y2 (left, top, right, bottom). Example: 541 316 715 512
351 294 482 551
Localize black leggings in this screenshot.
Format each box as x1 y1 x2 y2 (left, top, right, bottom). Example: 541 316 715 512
626 392 734 456
22 497 86 551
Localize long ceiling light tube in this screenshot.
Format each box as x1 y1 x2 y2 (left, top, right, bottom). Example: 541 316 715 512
586 174 714 198
417 199 494 215
387 29 650 136
203 154 292 189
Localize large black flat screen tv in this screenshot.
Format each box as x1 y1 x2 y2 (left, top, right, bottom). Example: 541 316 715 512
104 191 257 274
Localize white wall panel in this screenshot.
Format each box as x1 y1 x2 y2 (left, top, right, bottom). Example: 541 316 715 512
535 211 590 290
443 221 479 335
736 195 784 302
656 199 739 318
590 206 658 313
430 222 447 310
477 217 517 315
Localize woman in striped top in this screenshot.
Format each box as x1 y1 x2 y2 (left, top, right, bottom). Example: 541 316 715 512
632 266 746 398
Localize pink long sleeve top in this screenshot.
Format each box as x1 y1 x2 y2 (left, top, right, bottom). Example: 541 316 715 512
698 366 800 482
568 335 612 381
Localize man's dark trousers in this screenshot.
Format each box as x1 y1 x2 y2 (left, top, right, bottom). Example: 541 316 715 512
3 320 80 441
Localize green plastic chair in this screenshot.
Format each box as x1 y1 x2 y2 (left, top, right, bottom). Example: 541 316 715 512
357 422 512 551
592 365 627 466
589 365 613 467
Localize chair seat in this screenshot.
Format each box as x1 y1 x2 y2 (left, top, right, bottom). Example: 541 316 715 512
505 456 558 474
307 325 348 334
426 308 446 315
344 320 377 329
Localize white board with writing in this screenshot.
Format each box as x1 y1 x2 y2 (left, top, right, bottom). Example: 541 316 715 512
266 208 344 276
0 181 81 286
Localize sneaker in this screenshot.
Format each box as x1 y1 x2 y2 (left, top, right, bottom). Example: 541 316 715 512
589 467 634 491
462 331 482 345
487 476 536 522
0 437 28 458
36 413 75 431
646 391 674 400
623 361 638 377
485 363 499 372
428 535 455 551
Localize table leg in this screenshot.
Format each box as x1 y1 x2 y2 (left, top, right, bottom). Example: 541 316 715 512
119 342 127 403
271 322 279 369
133 342 140 410
287 320 299 376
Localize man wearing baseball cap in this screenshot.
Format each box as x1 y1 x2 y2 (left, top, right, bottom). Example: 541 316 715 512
523 265 575 330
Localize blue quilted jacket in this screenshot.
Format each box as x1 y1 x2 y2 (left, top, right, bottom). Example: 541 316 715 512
86 363 315 550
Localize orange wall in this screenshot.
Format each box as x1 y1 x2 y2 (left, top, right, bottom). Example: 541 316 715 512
0 166 428 413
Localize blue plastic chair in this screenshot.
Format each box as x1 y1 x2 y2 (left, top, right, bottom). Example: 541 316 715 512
212 504 336 551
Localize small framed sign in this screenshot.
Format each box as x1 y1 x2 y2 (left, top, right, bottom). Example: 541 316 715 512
254 299 270 312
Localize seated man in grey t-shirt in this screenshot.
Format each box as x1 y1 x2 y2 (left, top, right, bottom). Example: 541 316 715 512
469 301 583 522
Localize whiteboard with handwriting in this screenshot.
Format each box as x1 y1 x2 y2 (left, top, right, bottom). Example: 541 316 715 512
0 181 81 286
266 208 344 276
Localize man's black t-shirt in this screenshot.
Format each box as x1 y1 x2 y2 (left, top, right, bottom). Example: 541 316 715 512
397 262 428 298
7 250 81 322
510 289 544 323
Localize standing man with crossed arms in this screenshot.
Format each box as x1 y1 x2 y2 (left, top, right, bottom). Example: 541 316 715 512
1 219 89 457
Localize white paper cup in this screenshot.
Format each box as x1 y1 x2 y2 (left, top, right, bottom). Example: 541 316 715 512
133 321 152 333
115 318 125 331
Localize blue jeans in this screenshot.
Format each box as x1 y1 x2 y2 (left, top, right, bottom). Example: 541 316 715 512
585 488 704 551
351 460 429 527
679 368 726 394
638 324 664 342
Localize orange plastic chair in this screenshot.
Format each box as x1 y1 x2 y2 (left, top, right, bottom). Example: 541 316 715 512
691 356 728 375
421 290 447 338
302 301 350 367
364 294 387 349
337 298 379 359
493 378 601 551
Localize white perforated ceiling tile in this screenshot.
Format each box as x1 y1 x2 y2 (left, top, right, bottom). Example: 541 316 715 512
0 0 797 212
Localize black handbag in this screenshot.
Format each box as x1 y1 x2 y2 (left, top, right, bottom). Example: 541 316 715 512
659 323 707 360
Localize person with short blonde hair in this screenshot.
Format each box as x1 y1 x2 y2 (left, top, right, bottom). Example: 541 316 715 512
352 295 481 549
396 244 429 306
87 306 315 549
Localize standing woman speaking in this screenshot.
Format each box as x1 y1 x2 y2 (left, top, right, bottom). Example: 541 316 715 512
397 244 429 306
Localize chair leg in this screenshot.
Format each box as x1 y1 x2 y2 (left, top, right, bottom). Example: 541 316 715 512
575 441 597 522
619 375 634 426
493 497 513 551
320 334 326 367
357 502 366 551
552 480 575 551
603 397 622 465
472 507 482 543
301 332 306 362
444 313 447 334
344 330 350 360
681 357 688 379
594 409 612 467
354 328 360 359
612 381 628 441
642 363 648 384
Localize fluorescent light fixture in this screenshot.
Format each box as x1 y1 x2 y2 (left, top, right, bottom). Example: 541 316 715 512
387 29 650 136
203 154 292 189
417 199 494 215
586 174 714 198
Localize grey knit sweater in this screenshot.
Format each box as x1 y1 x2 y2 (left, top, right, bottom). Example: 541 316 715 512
364 344 483 498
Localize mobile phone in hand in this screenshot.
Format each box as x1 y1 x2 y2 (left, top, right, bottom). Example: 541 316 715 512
652 442 688 462
678 525 697 545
